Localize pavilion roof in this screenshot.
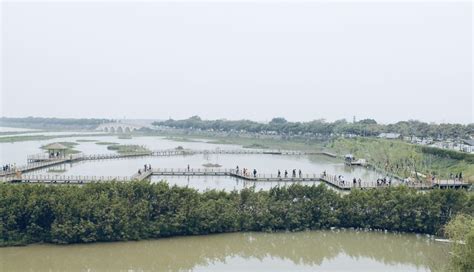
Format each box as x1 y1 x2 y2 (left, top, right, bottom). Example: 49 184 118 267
44 143 68 150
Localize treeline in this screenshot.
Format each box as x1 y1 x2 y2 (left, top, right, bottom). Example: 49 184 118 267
0 117 111 130
152 116 474 139
0 182 471 246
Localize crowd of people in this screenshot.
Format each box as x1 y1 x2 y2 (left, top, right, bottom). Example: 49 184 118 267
376 177 392 186
137 164 152 175
234 166 258 178
2 163 16 173
234 166 307 179
49 152 62 158
449 172 464 181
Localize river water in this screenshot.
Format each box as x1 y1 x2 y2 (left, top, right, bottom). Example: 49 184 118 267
0 131 450 271
0 230 448 272
1 133 384 188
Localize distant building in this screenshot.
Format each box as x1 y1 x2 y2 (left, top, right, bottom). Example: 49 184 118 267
378 133 401 139
461 139 474 153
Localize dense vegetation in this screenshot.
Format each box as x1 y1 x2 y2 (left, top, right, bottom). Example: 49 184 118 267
330 138 474 182
0 117 110 130
0 182 471 246
107 144 150 154
445 214 474 271
153 116 473 139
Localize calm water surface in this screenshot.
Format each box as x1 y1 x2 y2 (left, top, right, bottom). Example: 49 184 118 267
0 230 448 272
0 135 241 166
1 133 386 189
0 131 449 271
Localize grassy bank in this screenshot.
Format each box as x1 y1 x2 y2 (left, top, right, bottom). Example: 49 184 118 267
107 144 151 154
0 133 109 143
330 138 474 182
144 131 474 182
144 131 330 152
0 182 471 247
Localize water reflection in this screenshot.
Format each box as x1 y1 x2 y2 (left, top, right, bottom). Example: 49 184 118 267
0 230 448 272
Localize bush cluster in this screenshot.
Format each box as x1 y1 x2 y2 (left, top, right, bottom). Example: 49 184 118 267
0 182 471 246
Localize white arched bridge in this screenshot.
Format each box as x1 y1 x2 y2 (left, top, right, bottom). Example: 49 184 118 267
96 123 144 133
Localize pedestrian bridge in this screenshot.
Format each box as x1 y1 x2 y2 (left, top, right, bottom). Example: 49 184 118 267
96 122 144 133
0 148 332 177
4 168 469 191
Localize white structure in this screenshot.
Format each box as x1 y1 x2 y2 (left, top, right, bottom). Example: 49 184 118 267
96 122 143 133
378 133 401 139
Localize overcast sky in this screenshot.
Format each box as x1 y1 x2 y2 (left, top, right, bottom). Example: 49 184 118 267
1 1 472 124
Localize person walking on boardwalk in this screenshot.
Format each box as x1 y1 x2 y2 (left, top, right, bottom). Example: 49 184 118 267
144 164 147 171
292 169 296 178
358 178 362 187
148 164 151 171
298 169 302 178
253 169 257 178
187 164 190 172
278 169 281 178
353 178 357 187
236 165 239 174
284 170 288 178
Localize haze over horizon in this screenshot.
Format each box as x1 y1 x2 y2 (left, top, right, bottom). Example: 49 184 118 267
1 1 472 124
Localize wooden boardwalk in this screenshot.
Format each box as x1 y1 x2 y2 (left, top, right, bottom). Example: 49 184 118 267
2 150 469 190
1 149 333 177
0 158 72 177
3 174 131 184
5 168 469 191
151 168 322 182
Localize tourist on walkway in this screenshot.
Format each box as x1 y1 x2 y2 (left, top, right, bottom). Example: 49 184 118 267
353 178 357 187
278 170 281 178
298 169 302 178
253 169 257 178
358 178 362 187
285 170 288 178
236 166 239 174
187 164 190 172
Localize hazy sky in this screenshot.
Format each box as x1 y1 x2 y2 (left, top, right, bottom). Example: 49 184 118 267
1 1 472 124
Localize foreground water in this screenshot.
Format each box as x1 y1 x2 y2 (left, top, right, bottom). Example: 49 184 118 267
0 230 448 272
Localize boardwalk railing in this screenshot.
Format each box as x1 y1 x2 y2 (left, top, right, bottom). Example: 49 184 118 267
4 174 131 184
3 168 470 191
0 158 72 176
2 149 332 177
150 168 322 182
